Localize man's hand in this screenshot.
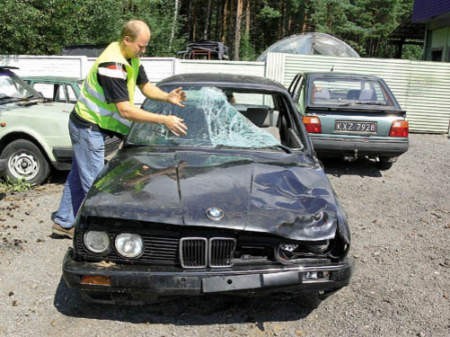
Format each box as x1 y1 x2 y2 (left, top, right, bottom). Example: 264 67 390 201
164 115 187 136
167 87 186 107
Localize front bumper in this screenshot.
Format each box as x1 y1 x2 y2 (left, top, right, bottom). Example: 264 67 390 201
0 158 6 176
52 147 72 170
310 134 408 157
63 248 353 298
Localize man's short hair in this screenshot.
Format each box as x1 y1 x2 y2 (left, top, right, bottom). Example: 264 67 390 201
121 20 151 42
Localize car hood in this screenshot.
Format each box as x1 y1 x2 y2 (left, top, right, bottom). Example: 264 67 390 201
83 148 345 241
0 100 73 113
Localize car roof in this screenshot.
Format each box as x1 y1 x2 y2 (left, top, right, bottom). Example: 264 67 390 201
158 73 289 93
301 72 383 81
23 76 82 82
0 66 19 75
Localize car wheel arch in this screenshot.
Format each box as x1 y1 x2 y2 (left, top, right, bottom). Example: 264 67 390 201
0 132 55 169
0 131 53 162
1 137 52 184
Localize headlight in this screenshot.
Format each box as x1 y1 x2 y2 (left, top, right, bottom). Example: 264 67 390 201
115 233 143 258
83 231 110 254
275 240 330 264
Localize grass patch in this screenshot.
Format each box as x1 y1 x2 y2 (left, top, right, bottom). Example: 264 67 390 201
0 178 33 193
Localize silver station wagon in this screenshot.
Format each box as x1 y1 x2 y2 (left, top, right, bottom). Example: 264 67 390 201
289 72 409 170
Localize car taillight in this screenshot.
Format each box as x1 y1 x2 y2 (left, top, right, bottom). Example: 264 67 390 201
389 120 409 137
303 116 321 133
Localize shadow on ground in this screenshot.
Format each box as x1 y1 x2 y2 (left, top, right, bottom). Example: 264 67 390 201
54 278 317 325
47 170 69 184
321 157 384 177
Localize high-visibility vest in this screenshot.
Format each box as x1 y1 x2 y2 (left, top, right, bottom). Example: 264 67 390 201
74 42 140 135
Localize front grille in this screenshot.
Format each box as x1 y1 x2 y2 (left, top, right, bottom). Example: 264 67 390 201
179 237 236 268
210 237 236 267
142 236 179 264
76 220 279 267
76 233 179 266
179 237 207 268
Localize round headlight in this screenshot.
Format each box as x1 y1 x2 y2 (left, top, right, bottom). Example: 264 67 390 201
83 231 110 254
115 233 143 258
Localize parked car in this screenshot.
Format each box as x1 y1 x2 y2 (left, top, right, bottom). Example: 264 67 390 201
24 75 122 157
177 40 229 60
288 72 409 169
23 76 82 104
0 66 72 184
62 73 353 305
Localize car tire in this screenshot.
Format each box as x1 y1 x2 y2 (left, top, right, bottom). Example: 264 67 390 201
376 157 395 170
1 139 50 185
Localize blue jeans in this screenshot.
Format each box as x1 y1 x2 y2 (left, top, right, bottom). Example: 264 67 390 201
52 119 105 228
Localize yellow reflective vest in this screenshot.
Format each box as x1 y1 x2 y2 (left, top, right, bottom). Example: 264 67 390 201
74 42 140 135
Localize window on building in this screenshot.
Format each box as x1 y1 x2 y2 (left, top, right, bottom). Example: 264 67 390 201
431 48 443 61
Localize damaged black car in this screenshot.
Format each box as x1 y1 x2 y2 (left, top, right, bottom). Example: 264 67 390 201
63 73 353 304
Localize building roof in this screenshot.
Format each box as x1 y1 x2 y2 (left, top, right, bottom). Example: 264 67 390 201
388 17 425 45
412 0 450 23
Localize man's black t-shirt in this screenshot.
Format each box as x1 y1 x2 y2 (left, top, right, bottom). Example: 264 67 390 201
97 61 149 104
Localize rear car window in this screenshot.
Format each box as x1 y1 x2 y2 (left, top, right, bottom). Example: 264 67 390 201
310 78 393 106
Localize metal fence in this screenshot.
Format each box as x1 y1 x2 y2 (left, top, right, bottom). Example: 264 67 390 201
2 53 449 134
266 53 450 134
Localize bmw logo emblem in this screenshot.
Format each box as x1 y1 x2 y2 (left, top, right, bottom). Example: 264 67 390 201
206 207 224 221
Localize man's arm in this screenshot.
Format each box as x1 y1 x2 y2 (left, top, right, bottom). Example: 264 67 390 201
115 101 187 136
139 82 186 107
97 63 187 135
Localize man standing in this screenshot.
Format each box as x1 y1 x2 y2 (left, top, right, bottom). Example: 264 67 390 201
51 20 187 238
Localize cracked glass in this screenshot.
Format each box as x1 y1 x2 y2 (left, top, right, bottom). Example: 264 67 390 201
128 86 281 149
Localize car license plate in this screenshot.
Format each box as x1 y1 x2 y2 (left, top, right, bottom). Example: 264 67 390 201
335 120 377 133
202 274 261 293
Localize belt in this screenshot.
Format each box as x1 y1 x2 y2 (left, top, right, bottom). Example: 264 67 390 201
69 111 123 139
70 111 101 131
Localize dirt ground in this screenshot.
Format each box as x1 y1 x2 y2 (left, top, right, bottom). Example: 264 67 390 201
0 133 449 337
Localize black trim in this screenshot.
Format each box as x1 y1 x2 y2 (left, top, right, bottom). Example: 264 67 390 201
0 158 7 174
63 248 353 296
53 147 72 162
310 135 409 156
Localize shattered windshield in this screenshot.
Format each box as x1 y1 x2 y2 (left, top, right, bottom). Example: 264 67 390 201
127 86 281 149
0 73 41 103
309 78 394 106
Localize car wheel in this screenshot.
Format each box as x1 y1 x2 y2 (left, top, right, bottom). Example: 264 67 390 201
1 139 50 185
376 157 395 170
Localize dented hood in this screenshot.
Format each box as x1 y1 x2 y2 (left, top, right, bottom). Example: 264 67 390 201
83 148 343 241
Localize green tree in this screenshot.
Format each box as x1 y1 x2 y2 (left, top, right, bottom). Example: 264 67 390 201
0 0 417 59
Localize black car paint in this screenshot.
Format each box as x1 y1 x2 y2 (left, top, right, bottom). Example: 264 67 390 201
63 73 352 302
82 147 349 243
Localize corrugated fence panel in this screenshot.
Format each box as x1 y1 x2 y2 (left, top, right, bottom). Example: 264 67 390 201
0 55 87 78
406 60 450 133
176 59 265 77
3 54 448 133
270 53 450 133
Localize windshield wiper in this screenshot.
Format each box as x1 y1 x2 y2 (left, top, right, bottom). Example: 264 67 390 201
262 144 292 153
215 144 292 153
0 95 18 100
337 101 386 106
0 95 23 103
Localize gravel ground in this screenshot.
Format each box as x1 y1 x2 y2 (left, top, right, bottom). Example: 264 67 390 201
0 133 449 337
